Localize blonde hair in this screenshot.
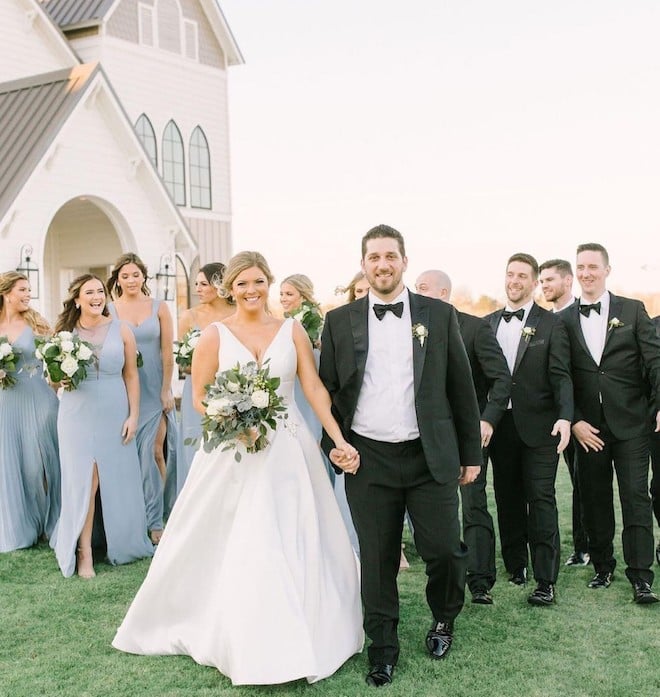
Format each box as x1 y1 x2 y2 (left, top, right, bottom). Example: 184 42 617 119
220 251 275 299
281 274 319 307
55 274 109 333
0 271 51 336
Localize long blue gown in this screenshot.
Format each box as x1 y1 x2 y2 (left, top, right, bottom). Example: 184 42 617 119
0 326 60 552
50 320 153 577
108 301 177 529
176 325 201 495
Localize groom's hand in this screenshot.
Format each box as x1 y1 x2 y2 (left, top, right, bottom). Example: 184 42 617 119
329 445 361 475
458 466 480 486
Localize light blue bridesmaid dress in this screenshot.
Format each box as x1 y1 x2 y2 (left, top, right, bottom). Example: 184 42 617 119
108 301 177 530
50 320 153 577
0 326 60 552
176 326 201 495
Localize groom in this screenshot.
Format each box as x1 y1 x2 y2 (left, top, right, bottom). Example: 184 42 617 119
320 224 482 687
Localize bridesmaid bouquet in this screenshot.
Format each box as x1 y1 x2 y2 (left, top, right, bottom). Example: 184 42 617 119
0 336 21 389
285 301 324 349
174 328 201 370
198 360 287 461
35 331 96 390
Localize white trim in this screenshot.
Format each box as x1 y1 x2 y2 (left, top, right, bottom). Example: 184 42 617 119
183 209 230 222
183 19 198 62
138 3 155 47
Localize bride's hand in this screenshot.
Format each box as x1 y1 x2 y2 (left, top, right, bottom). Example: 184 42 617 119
237 427 259 449
329 442 360 475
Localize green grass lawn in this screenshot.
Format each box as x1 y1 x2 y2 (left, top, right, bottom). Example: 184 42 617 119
1 464 658 697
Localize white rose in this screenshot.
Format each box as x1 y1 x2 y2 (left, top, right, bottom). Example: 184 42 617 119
60 355 79 377
188 335 200 348
206 397 231 417
180 345 192 356
35 347 43 360
0 369 6 380
251 389 269 409
226 380 240 393
42 342 55 355
76 344 93 361
60 340 75 354
58 331 73 340
0 342 12 358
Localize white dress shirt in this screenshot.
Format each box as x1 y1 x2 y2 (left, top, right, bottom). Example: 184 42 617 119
496 300 534 374
352 288 419 442
579 291 609 365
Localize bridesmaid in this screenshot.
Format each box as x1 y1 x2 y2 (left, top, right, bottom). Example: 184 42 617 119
50 274 153 578
0 271 60 552
107 253 177 544
176 262 233 493
336 271 370 303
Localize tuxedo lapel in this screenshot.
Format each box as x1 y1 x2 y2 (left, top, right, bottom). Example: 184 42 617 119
603 292 623 354
489 310 502 334
409 291 429 396
349 298 369 390
513 303 541 373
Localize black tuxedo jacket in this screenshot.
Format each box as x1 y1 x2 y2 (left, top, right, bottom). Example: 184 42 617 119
558 293 660 440
456 310 511 428
487 302 573 448
319 291 483 484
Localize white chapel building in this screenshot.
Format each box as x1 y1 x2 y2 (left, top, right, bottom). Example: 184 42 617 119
0 0 243 322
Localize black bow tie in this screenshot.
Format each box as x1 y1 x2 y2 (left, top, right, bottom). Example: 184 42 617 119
373 302 404 320
579 302 601 317
502 308 524 323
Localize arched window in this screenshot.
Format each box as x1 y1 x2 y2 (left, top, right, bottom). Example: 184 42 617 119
162 120 185 205
135 114 157 166
189 126 211 209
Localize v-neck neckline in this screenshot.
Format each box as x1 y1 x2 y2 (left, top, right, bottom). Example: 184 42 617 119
221 319 288 367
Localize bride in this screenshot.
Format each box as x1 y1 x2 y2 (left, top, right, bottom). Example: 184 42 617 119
113 251 364 685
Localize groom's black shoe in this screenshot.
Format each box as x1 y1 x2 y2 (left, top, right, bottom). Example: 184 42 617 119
426 620 454 660
365 663 394 687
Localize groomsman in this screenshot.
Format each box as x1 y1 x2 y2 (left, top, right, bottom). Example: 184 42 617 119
539 259 590 567
487 253 573 606
652 315 660 565
415 269 511 605
320 225 482 687
559 243 660 603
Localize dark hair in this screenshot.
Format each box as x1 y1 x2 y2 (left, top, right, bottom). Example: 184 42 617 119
539 259 573 276
577 243 609 266
107 252 150 298
335 271 369 303
507 252 539 279
361 224 406 259
55 274 109 332
200 262 226 287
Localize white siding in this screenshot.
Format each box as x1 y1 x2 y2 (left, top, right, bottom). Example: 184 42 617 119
0 1 77 83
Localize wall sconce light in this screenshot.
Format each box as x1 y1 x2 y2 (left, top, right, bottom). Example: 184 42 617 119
16 244 40 299
156 254 176 301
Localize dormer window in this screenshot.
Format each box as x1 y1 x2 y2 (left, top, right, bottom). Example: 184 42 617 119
138 0 198 61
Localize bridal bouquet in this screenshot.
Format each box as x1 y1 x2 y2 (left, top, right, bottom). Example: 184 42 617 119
35 331 96 390
198 360 287 461
0 336 21 389
174 327 201 371
285 301 324 348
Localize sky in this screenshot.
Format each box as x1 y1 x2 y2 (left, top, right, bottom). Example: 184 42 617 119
220 0 660 305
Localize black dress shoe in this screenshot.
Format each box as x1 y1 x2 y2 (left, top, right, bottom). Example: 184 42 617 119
426 620 454 660
471 588 494 605
565 551 590 566
588 571 613 589
527 581 555 606
508 567 527 586
365 663 394 687
632 580 659 605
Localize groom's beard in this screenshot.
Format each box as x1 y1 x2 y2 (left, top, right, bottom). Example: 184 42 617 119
366 271 403 298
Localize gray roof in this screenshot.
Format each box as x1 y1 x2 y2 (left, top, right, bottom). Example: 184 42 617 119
41 0 115 29
0 65 98 221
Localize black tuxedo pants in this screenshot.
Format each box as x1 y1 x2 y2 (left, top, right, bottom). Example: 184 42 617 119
461 453 496 593
650 430 660 527
564 439 589 554
489 412 561 584
576 421 654 585
346 432 467 666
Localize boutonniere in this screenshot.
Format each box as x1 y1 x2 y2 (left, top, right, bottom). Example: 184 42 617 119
521 326 536 343
412 323 428 347
608 317 624 331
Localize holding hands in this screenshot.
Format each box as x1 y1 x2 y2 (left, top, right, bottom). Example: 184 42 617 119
330 441 360 475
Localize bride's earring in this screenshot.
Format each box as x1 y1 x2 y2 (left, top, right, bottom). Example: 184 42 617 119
75 303 80 309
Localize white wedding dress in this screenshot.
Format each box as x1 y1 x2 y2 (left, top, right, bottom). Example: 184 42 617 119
113 319 363 685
